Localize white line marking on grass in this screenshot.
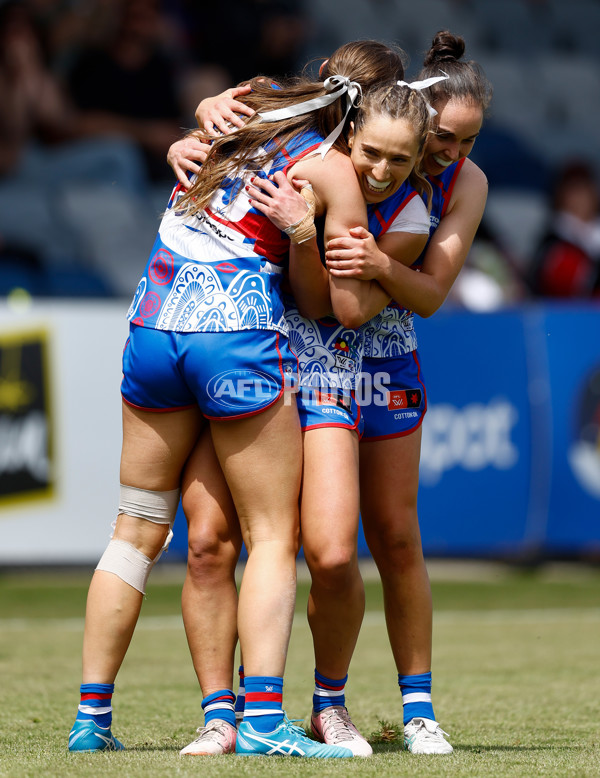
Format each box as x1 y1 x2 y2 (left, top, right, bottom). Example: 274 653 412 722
0 615 184 632
1 609 599 632
367 608 600 626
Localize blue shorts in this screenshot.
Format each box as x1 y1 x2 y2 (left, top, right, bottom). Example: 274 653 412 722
121 324 298 420
296 386 363 437
357 351 427 440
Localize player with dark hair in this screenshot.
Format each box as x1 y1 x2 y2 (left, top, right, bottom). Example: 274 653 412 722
325 30 492 753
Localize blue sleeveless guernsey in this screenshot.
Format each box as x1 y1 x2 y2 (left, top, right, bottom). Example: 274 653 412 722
361 158 466 358
127 130 323 335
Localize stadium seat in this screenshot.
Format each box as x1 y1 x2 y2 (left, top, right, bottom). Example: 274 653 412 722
302 0 398 62
548 1 600 58
391 0 466 54
534 55 600 131
44 267 113 298
478 56 545 142
470 0 549 56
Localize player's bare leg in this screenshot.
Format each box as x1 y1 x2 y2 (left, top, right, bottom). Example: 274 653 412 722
82 518 170 684
82 403 204 683
210 397 351 757
69 403 203 753
301 427 364 679
210 396 302 680
182 429 241 696
301 426 372 756
360 429 431 677
179 430 242 755
360 428 452 754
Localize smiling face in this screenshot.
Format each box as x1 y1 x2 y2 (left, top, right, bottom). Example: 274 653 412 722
348 115 422 204
423 97 483 177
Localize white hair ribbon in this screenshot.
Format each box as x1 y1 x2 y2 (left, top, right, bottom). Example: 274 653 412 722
258 75 363 158
396 73 449 117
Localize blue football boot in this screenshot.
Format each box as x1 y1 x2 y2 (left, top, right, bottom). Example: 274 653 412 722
68 718 125 752
236 714 353 758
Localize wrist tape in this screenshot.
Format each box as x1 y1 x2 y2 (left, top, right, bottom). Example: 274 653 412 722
283 185 317 244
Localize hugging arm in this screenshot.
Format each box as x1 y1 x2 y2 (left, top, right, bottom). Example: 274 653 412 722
167 85 255 188
195 84 255 135
327 161 488 317
325 226 428 281
250 155 391 328
167 134 212 188
247 172 331 319
170 91 392 327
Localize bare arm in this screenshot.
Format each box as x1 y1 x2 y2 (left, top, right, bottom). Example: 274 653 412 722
167 134 212 188
291 152 392 328
287 228 331 319
248 159 390 325
326 160 488 317
325 226 428 279
195 85 255 135
166 85 254 187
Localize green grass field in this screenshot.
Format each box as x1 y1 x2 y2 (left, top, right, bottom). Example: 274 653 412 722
1 561 599 778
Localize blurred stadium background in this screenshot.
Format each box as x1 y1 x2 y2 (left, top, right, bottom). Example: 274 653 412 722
1 0 599 567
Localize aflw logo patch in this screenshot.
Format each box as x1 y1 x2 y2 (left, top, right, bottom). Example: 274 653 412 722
387 388 422 411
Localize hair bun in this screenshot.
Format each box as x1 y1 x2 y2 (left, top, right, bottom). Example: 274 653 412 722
423 30 465 66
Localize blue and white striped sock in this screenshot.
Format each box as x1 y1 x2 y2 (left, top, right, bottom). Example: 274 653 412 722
76 683 114 728
313 669 347 713
202 689 236 728
398 672 435 725
243 675 283 733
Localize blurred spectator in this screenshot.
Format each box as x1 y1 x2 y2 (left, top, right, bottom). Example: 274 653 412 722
0 0 81 284
0 0 73 177
449 220 528 311
174 0 308 85
529 160 600 298
66 0 184 183
20 0 113 74
0 0 173 297
166 0 309 123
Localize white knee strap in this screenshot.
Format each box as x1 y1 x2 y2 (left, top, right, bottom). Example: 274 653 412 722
118 484 180 555
118 484 180 525
96 538 154 594
98 485 181 593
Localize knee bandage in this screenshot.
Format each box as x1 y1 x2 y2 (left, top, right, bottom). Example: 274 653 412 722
118 484 180 526
96 538 154 594
95 485 180 594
